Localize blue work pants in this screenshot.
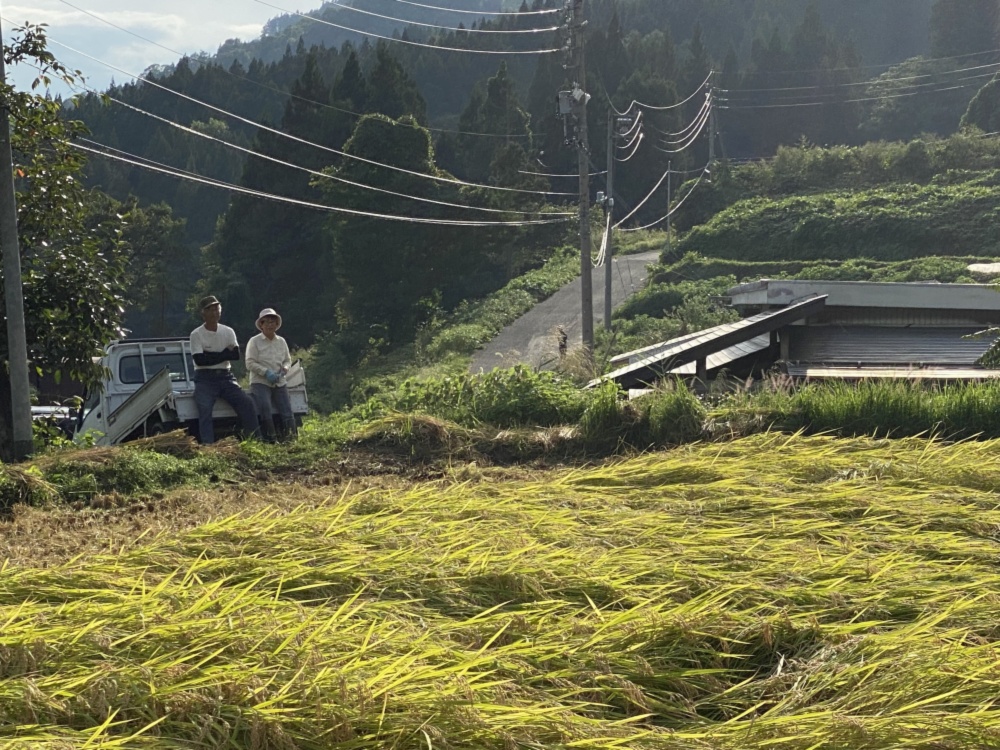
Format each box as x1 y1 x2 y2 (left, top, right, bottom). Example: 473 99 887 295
193 370 259 444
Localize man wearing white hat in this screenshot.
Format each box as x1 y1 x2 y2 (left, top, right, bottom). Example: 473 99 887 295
245 307 296 441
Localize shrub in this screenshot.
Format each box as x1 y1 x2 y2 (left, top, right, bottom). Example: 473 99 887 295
579 381 631 446
389 366 588 428
642 383 707 445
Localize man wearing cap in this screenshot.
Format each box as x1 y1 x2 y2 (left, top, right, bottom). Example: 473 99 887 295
190 295 260 444
246 307 296 442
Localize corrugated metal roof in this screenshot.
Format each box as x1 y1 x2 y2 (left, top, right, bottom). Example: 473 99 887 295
669 335 771 375
728 279 1000 312
595 295 827 389
609 330 704 367
787 366 1000 381
789 326 991 366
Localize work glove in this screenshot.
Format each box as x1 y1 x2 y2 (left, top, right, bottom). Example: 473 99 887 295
265 369 280 384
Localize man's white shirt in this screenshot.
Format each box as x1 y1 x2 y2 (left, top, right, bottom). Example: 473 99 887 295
190 324 239 370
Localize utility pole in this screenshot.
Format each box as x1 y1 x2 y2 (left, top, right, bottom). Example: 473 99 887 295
0 17 33 461
708 72 717 174
603 110 614 331
665 160 672 258
570 0 593 354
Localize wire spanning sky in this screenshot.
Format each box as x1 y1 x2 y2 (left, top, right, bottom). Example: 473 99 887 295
4 0 323 92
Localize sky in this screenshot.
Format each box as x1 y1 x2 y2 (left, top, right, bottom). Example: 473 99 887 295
4 0 323 93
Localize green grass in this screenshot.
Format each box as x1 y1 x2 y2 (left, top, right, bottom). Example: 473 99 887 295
5 434 1000 746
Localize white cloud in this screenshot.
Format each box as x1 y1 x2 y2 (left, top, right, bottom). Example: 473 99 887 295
4 0 324 91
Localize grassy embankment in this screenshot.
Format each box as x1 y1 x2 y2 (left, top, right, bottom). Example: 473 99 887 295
3 433 1000 746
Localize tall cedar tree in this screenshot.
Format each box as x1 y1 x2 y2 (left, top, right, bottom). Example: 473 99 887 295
201 54 350 348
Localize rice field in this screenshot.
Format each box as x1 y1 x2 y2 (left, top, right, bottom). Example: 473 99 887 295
4 433 1000 748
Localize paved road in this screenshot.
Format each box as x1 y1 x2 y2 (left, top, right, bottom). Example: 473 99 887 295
470 250 660 373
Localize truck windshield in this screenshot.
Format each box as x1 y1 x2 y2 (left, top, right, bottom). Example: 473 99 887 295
119 354 191 384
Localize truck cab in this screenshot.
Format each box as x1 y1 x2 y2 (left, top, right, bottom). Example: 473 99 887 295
75 338 308 445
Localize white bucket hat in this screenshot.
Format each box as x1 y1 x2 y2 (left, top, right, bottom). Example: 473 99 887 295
255 307 282 331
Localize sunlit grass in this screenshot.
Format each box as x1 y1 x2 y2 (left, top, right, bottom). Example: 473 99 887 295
3 433 1000 746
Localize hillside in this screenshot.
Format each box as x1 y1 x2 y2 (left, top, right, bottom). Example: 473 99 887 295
3 432 1000 746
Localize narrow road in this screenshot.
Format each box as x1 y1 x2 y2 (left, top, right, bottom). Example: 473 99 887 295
470 250 660 373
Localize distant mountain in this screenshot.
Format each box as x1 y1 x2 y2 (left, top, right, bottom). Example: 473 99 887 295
211 0 532 69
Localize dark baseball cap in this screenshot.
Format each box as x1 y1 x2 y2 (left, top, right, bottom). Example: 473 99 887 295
199 295 221 311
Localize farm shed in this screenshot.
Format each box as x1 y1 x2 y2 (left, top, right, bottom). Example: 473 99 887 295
600 280 1000 390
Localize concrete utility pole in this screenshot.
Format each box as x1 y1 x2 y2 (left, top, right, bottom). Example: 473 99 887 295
665 160 672 257
603 110 614 331
0 17 34 461
570 0 594 354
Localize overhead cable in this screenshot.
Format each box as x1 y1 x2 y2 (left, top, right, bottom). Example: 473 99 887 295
44 35 575 197
53 0 529 141
615 110 643 140
655 106 711 154
96 94 570 217
615 132 645 163
722 78 993 110
252 0 561 54
616 123 644 151
321 0 560 34
619 166 710 233
72 142 570 227
615 72 714 116
737 46 1000 82
730 58 1000 94
649 95 712 140
391 0 561 15
613 163 672 228
593 212 611 267
45 64 566 217
518 169 607 178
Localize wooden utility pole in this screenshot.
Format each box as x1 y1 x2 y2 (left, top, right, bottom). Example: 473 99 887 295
570 0 594 354
0 17 34 460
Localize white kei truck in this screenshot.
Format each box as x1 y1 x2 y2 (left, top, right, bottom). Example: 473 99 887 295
73 338 308 446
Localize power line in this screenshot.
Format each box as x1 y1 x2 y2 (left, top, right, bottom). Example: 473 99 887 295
613 72 714 115
729 58 1000 94
722 78 992 110
72 141 571 227
649 95 711 140
389 0 561 16
96 94 570 217
321 0 560 34
43 34 575 197
517 169 606 178
54 0 529 141
655 105 711 154
615 133 645 163
619 165 710 233
252 0 561 55
43 62 567 218
737 45 1000 82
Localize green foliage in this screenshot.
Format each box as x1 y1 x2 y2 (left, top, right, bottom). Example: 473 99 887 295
45 449 235 499
642 382 707 445
675 135 1000 234
0 26 131 458
677 178 1000 262
962 77 1000 134
386 366 588 428
578 381 630 446
602 286 739 362
653 251 989 286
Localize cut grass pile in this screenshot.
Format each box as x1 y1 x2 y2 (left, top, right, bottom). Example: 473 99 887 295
3 433 1000 747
